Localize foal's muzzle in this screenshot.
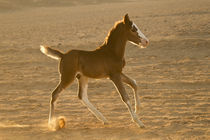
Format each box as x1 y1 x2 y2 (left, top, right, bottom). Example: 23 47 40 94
140 38 149 48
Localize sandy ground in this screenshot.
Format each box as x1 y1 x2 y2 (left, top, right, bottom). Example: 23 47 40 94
0 0 209 139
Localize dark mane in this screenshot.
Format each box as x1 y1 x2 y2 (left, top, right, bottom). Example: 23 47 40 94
97 20 125 50
105 21 124 45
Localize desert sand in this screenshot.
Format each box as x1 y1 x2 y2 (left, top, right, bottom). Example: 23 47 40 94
0 0 209 139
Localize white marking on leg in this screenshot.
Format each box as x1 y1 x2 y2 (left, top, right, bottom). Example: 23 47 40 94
81 83 107 123
121 74 141 113
48 85 63 125
131 80 141 113
126 101 144 128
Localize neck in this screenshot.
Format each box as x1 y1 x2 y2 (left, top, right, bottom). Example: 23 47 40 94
104 23 127 59
107 37 127 59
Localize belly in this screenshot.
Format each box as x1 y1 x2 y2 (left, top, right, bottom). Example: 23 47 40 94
79 60 109 78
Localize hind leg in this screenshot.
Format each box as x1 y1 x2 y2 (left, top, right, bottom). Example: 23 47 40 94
49 72 75 125
49 83 63 124
77 75 108 124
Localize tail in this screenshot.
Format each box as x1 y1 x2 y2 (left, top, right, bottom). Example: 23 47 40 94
40 45 63 60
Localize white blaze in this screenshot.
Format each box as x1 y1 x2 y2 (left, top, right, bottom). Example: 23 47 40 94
132 22 148 41
132 22 149 48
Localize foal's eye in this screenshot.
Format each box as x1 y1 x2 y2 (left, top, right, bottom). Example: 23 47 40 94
131 28 136 32
131 27 137 32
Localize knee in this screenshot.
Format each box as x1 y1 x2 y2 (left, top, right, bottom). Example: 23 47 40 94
50 92 59 104
50 98 55 105
78 92 82 100
50 95 57 104
121 94 129 103
77 86 83 100
132 80 137 91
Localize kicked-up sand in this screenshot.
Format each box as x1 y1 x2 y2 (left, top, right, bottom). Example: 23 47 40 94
0 0 209 139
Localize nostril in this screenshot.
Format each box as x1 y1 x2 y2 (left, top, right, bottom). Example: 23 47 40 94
145 40 149 45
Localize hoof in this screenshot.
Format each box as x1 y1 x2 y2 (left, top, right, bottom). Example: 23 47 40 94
48 116 66 131
103 121 108 125
139 124 145 128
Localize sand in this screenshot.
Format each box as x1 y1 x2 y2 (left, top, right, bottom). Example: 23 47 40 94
0 0 209 139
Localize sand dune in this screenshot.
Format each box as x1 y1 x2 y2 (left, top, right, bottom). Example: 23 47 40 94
0 0 209 139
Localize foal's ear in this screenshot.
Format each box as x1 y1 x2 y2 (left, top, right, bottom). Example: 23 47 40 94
123 14 132 28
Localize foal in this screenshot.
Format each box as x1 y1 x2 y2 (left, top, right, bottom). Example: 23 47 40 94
40 14 149 128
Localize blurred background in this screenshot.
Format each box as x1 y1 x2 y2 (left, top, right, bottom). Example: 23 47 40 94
0 0 209 139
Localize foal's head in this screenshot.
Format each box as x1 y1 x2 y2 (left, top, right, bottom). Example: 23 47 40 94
123 14 149 48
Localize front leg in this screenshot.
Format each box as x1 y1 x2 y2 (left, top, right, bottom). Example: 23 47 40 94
110 73 145 128
121 73 141 113
78 75 108 124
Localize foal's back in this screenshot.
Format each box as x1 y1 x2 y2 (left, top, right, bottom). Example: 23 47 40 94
61 47 124 79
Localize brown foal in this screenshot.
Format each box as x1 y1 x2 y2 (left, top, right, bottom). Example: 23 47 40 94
40 14 149 128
